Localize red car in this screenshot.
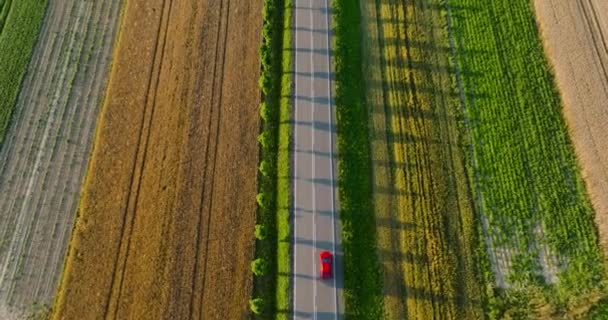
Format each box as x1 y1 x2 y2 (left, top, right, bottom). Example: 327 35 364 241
320 251 333 279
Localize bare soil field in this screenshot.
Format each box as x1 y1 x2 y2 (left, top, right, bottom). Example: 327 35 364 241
534 0 608 249
0 0 122 317
51 0 262 319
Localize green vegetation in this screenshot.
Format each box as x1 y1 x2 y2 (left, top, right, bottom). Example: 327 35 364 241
250 298 265 315
449 0 607 317
0 0 48 144
252 258 270 276
252 0 292 318
275 0 293 317
0 0 12 33
255 224 268 240
359 0 486 318
332 0 384 318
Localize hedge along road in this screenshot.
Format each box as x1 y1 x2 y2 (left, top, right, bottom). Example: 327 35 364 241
291 0 344 319
0 0 122 316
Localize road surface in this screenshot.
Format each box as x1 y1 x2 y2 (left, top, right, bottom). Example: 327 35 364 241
291 0 344 319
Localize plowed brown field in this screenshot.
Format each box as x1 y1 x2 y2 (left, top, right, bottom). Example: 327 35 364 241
534 0 608 249
51 0 261 319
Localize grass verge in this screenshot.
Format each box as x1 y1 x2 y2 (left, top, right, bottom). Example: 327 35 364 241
276 0 293 318
0 0 48 144
332 0 384 318
253 0 292 318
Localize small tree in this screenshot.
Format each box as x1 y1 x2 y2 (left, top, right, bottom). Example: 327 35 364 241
251 258 269 276
256 192 268 208
249 297 264 315
259 74 272 95
259 160 271 177
258 132 270 149
255 224 267 240
259 102 270 122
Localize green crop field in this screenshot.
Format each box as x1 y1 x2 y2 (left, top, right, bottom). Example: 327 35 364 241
0 0 12 33
0 0 48 144
450 0 608 317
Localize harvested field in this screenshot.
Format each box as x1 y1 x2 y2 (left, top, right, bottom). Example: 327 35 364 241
361 0 484 318
534 0 608 250
0 0 122 317
52 0 262 319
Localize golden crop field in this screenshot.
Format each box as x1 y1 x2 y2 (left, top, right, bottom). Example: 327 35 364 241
361 0 484 318
52 0 262 319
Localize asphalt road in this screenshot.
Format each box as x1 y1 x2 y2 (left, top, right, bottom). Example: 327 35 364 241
291 0 344 319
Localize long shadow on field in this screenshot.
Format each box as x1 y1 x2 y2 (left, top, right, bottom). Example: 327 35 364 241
366 0 487 316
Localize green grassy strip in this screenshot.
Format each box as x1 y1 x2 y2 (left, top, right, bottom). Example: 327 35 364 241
332 0 384 318
275 0 292 318
0 0 48 145
449 0 606 317
0 0 12 33
252 0 290 318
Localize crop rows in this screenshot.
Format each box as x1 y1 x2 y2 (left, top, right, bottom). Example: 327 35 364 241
0 0 122 316
449 0 607 316
360 0 486 318
52 0 262 318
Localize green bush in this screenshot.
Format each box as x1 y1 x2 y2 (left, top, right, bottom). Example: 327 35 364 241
259 102 270 122
251 258 269 276
258 131 270 149
259 160 271 177
249 298 265 315
255 224 268 240
259 74 272 95
256 193 268 208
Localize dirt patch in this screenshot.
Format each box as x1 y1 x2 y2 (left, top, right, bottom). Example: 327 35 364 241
51 0 262 319
0 0 122 314
533 0 608 249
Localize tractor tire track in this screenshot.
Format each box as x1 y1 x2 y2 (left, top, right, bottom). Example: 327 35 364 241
188 0 226 318
103 0 173 317
51 0 261 318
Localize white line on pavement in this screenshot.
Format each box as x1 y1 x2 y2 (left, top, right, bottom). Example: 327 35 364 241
292 0 299 317
309 1 317 319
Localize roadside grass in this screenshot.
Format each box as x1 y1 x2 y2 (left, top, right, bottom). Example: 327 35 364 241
0 0 48 144
449 0 608 317
332 0 384 318
276 0 293 318
360 0 487 318
253 0 292 318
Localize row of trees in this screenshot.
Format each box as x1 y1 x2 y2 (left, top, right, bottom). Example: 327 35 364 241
249 0 285 316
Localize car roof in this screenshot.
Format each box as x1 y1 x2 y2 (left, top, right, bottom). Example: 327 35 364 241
320 251 332 258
